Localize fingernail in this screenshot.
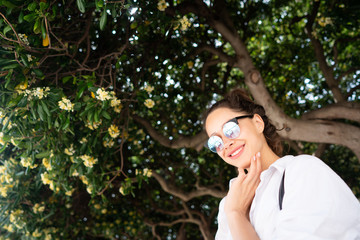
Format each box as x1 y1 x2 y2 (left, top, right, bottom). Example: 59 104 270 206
257 152 261 157
253 155 256 161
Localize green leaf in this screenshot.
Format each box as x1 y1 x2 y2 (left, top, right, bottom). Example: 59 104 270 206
27 2 37 11
33 69 44 77
40 100 51 116
3 25 11 35
1 0 17 8
62 117 70 130
76 0 86 13
37 103 46 121
99 9 107 30
39 2 48 11
33 18 41 34
62 76 72 84
23 13 37 22
41 20 46 40
20 55 29 68
2 63 19 70
18 11 24 24
101 111 111 120
35 151 50 159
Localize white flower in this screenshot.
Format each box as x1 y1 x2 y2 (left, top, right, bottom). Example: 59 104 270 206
96 88 112 101
58 97 74 111
144 99 155 108
157 0 168 11
108 125 120 138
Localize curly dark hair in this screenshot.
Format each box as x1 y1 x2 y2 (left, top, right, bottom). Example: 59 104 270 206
203 89 283 156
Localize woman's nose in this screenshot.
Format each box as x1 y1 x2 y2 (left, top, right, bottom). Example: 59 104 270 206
223 137 234 149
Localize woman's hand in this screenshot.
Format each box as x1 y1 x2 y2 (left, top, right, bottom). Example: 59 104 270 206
224 152 262 218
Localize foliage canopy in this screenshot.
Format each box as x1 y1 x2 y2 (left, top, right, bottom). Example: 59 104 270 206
0 0 359 239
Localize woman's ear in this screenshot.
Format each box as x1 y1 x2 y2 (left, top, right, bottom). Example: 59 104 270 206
253 114 265 133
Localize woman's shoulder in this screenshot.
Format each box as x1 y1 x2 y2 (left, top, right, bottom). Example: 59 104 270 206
281 154 330 172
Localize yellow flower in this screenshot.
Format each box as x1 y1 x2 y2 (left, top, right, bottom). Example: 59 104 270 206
144 99 155 108
80 175 89 185
108 124 120 138
179 16 191 31
32 228 42 237
157 0 168 11
79 137 88 144
91 92 96 98
64 144 75 156
0 132 5 146
33 203 45 214
111 98 121 107
113 103 123 113
144 85 154 93
318 17 332 27
41 172 52 185
187 61 194 69
80 154 98 168
86 185 94 194
42 33 50 47
103 139 115 148
119 186 125 195
96 88 112 101
42 158 52 171
85 120 102 130
101 209 107 214
72 169 79 177
58 97 74 111
20 157 37 168
94 204 101 210
143 168 152 177
65 188 75 196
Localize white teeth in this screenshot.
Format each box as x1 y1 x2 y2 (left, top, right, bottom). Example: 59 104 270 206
230 147 243 157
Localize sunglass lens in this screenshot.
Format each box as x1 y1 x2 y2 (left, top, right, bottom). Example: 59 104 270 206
223 121 240 139
208 135 224 153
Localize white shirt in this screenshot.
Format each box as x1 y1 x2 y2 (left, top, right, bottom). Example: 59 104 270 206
215 155 360 240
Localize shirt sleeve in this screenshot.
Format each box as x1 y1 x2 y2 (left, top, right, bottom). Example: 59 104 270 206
273 155 360 240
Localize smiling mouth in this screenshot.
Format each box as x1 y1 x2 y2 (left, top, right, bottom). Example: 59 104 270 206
228 145 245 157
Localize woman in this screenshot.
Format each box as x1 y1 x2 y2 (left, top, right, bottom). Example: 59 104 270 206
203 89 360 240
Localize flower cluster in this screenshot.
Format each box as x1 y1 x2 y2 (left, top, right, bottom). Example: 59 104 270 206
144 99 155 108
157 0 168 11
111 98 123 113
0 132 5 146
80 154 98 168
58 97 74 111
85 119 102 130
144 85 154 94
95 88 122 113
18 33 29 45
20 157 38 169
135 168 152 177
179 16 191 31
108 124 120 138
317 17 332 27
42 158 52 171
103 138 115 148
33 203 45 214
9 209 26 230
21 87 50 100
0 162 16 197
1 117 14 130
95 88 115 101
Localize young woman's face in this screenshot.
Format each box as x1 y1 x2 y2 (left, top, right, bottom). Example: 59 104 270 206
205 107 265 169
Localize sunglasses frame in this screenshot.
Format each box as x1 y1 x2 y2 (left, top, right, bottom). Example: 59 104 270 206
205 114 254 153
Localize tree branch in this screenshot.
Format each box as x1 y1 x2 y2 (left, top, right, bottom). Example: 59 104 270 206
152 172 226 202
301 102 360 122
132 115 208 151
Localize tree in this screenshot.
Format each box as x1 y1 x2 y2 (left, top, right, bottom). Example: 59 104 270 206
0 0 359 239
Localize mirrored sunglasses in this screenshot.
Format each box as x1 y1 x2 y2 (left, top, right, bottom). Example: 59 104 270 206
206 115 253 153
